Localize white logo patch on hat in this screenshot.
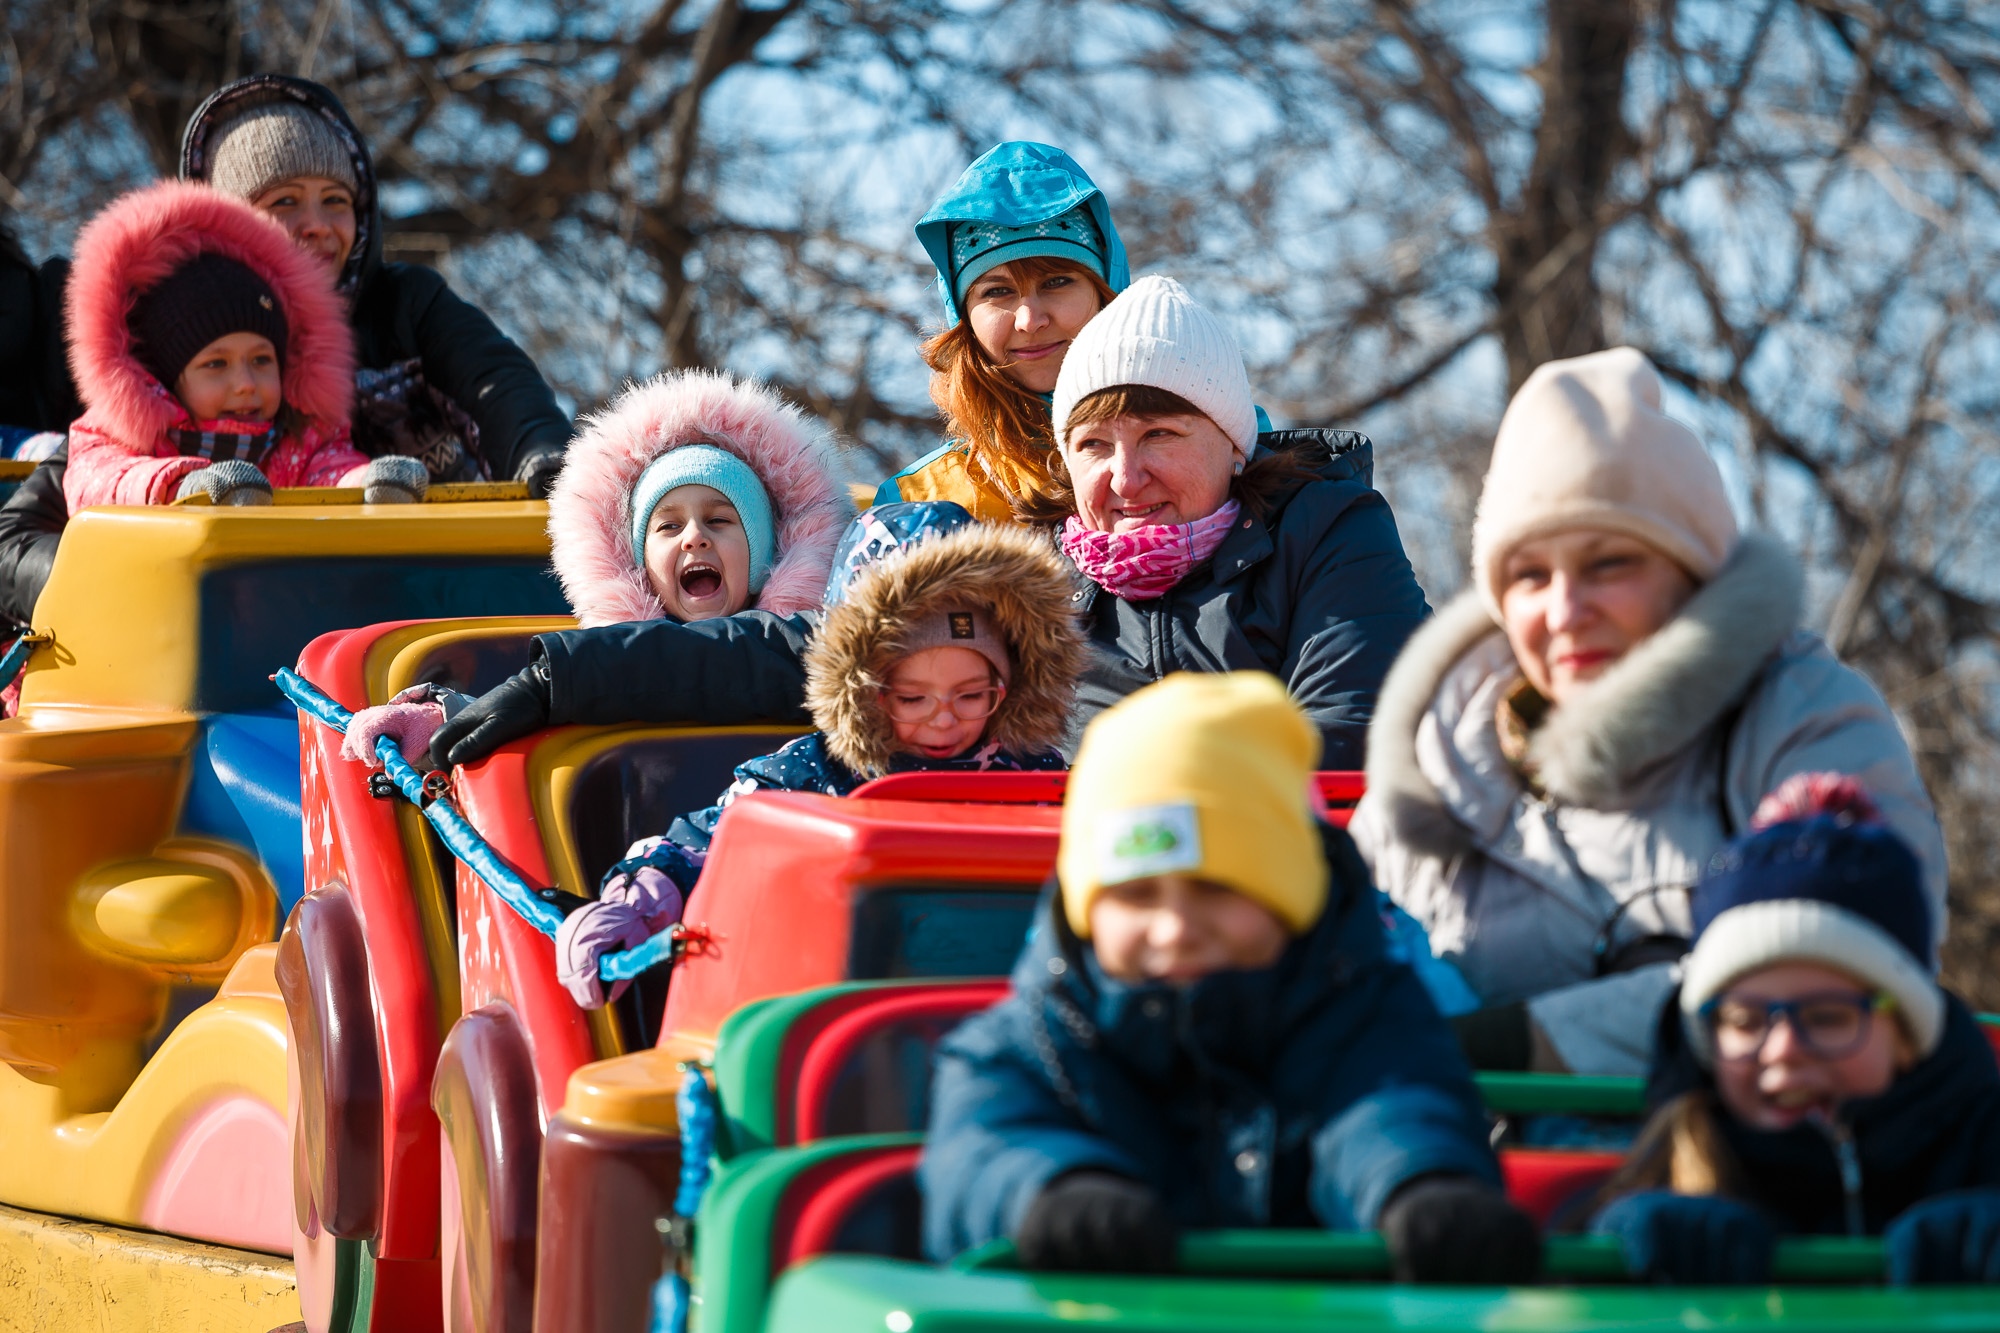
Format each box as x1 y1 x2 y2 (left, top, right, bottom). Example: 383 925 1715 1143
1096 802 1201 883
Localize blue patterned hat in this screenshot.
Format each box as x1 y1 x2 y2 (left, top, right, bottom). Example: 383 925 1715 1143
948 205 1107 307
823 501 976 607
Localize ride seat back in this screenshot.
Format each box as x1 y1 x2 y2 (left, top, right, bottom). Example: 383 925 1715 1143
711 980 1007 1157
849 770 1367 827
658 792 1058 1052
563 733 805 891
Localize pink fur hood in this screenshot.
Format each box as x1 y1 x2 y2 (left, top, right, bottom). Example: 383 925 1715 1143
547 371 852 626
65 180 355 447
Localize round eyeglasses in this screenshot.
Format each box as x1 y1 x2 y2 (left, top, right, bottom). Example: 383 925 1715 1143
1701 992 1893 1062
877 685 1003 725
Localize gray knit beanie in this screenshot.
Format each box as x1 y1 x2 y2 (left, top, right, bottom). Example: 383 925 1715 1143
208 103 357 202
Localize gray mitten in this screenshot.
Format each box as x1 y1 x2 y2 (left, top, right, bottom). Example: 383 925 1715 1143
361 455 429 504
175 460 274 506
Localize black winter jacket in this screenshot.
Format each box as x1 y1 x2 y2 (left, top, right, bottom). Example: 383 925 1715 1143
0 442 64 625
528 431 1429 764
0 232 78 433
1635 987 2000 1236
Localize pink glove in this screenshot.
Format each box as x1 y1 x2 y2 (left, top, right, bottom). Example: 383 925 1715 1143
555 868 686 1010
603 865 687 919
342 694 448 768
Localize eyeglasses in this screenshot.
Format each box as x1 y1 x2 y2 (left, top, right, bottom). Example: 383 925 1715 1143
1701 992 1893 1062
877 685 1003 725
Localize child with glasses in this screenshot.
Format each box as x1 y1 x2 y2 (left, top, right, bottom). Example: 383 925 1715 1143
554 502 1085 1007
1587 773 2000 1285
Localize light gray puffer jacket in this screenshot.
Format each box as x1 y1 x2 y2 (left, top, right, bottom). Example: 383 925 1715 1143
1350 536 1946 1076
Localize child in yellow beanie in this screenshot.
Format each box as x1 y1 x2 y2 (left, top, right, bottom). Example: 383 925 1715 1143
920 672 1539 1281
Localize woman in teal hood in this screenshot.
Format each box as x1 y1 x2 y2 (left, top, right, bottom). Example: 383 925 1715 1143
876 142 1130 522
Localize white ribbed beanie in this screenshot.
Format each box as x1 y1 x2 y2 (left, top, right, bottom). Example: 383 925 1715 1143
1051 275 1258 458
1470 347 1738 619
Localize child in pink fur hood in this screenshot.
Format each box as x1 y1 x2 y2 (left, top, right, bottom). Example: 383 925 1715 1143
546 369 849 628
343 369 851 764
61 180 421 510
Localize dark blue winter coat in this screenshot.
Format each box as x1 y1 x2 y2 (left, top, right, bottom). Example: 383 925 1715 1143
918 824 1498 1260
1633 987 2000 1236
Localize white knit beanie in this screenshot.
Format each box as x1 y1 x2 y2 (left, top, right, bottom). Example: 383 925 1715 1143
1051 275 1258 458
1470 347 1738 619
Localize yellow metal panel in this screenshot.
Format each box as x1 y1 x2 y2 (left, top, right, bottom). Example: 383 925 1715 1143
21 501 551 713
0 1202 298 1332
0 982 288 1227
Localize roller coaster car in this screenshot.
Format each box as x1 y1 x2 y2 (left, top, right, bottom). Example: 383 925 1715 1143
0 486 562 1330
673 975 2000 1333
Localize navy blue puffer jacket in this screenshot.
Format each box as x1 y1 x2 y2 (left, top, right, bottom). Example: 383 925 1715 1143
918 823 1498 1260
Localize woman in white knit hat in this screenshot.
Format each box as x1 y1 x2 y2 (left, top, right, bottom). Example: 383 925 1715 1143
1350 346 1945 1078
1038 274 1429 767
424 274 1431 774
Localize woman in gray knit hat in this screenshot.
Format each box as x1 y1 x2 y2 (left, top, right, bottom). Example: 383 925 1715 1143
0 75 574 627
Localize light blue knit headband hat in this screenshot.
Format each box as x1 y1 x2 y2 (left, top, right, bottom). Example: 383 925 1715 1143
949 205 1107 307
629 444 777 592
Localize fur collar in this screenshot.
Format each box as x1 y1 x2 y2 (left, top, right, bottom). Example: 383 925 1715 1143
66 180 354 450
1365 534 1803 853
805 523 1085 777
546 371 851 626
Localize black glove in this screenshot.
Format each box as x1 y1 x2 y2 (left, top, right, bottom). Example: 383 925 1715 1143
1014 1171 1177 1273
1885 1188 2000 1285
1592 1190 1773 1284
429 660 552 768
1379 1175 1541 1284
515 446 564 500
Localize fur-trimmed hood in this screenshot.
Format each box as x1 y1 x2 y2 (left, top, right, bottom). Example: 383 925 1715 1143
547 371 851 626
1364 534 1804 855
65 180 354 449
806 523 1086 777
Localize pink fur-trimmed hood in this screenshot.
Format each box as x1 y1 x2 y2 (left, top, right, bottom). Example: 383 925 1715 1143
65 180 355 447
548 371 853 626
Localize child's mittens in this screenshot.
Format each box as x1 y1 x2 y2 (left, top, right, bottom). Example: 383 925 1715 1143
555 868 686 1010
342 696 449 768
1885 1188 2000 1284
359 455 429 504
1014 1172 1177 1273
176 459 273 506
1591 1190 1773 1284
1379 1175 1541 1284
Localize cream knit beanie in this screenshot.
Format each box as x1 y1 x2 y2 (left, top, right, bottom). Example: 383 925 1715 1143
1471 346 1738 618
1051 275 1258 458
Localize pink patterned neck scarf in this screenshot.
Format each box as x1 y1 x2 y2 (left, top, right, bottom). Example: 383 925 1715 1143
1061 500 1243 601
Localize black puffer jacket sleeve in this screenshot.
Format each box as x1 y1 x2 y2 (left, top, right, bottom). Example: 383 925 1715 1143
535 610 818 726
0 447 67 626
351 264 571 481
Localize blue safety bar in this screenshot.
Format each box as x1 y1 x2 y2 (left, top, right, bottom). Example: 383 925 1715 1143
0 630 50 694
277 667 671 983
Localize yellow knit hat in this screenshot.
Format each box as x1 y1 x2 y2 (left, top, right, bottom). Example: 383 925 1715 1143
1060 672 1328 938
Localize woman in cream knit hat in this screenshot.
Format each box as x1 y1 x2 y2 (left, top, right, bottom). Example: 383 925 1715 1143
1350 347 1945 1078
